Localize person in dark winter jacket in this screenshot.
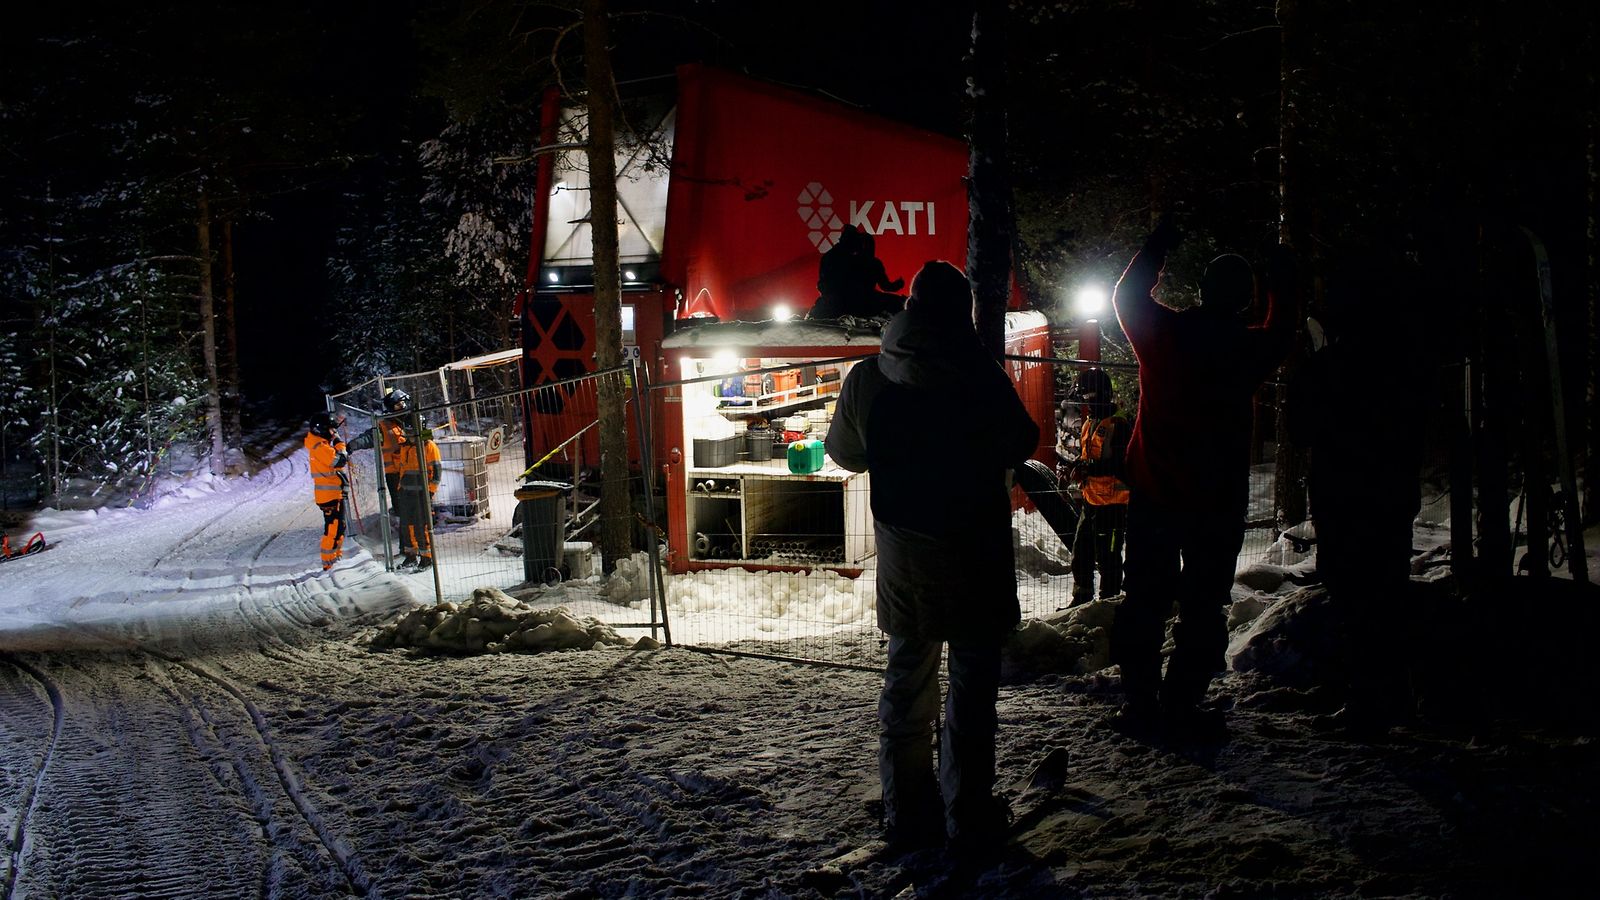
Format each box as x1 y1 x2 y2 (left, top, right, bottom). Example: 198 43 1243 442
825 260 1039 853
305 412 350 571
1067 368 1131 606
1289 250 1428 732
1109 217 1298 736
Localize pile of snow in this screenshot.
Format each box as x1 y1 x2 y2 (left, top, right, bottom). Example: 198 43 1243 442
1012 507 1072 576
602 551 655 606
371 588 652 655
1001 598 1116 681
664 565 874 626
1227 585 1343 685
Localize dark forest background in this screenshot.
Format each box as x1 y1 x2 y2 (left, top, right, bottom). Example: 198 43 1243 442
1 0 1594 515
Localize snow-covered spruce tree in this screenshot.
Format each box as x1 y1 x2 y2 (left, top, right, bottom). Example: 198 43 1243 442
326 111 533 393
5 177 206 506
327 155 463 387
419 112 536 357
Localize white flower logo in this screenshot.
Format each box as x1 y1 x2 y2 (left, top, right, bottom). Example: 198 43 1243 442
796 182 844 252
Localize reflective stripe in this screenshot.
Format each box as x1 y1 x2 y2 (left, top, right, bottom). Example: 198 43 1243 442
1081 416 1130 506
307 434 348 503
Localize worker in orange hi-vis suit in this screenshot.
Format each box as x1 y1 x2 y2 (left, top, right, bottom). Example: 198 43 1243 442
305 412 350 572
349 387 411 508
391 422 442 572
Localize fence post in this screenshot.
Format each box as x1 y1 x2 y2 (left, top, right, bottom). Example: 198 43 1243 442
631 361 671 645
372 418 394 570
412 407 444 604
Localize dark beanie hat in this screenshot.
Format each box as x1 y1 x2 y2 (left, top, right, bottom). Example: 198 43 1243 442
907 260 971 319
1199 253 1254 314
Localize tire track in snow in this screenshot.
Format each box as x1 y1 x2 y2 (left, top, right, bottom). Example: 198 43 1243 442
147 659 330 900
157 654 372 897
0 654 63 900
5 658 264 898
148 452 295 572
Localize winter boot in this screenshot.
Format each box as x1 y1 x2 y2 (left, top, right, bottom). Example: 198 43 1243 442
399 554 418 572
413 556 433 572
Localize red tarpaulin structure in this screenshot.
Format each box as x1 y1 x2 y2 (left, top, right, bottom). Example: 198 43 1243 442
662 64 973 322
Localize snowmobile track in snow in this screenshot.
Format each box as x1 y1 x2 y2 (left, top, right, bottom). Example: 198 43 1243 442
0 654 64 900
148 455 294 572
154 653 372 897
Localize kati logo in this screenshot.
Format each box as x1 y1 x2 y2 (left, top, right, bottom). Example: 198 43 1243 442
797 182 845 252
798 181 937 253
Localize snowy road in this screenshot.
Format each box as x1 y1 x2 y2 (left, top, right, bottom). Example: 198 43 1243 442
0 448 414 897
2 451 1598 898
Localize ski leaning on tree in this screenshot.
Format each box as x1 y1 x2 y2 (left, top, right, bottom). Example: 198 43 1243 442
305 412 350 571
1108 217 1299 738
825 260 1039 857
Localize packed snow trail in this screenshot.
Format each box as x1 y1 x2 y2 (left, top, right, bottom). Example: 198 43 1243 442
2 451 1598 897
0 448 413 898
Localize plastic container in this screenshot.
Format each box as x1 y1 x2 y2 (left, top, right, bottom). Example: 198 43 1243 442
693 435 740 467
787 439 825 475
746 429 774 461
514 480 572 585
435 435 487 461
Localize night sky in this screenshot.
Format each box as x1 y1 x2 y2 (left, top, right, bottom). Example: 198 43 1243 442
8 0 1595 429
219 1 976 418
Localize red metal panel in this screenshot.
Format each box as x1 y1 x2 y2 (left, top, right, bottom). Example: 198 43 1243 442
662 64 970 322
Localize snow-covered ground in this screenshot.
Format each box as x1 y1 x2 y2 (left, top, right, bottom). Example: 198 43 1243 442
1 444 1597 898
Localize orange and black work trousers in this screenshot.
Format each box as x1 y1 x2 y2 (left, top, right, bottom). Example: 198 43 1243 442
395 476 433 560
318 499 346 569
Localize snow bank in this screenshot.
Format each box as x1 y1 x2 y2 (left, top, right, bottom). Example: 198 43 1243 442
664 565 874 625
1227 586 1344 685
1013 507 1072 577
1001 599 1116 681
371 588 649 655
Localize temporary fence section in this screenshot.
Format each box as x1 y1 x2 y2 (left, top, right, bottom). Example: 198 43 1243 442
331 365 669 644
1005 354 1302 576
320 343 1316 671
646 350 1315 671
653 354 882 669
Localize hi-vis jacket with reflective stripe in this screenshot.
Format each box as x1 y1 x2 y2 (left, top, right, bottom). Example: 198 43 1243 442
394 438 442 493
305 431 348 504
1079 414 1131 507
379 419 405 471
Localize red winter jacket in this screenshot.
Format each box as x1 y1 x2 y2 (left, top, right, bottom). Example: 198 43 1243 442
1112 239 1297 514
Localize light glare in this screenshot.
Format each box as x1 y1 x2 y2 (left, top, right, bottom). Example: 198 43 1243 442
1074 285 1108 318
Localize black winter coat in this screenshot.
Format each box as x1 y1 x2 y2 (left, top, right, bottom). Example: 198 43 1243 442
826 309 1039 641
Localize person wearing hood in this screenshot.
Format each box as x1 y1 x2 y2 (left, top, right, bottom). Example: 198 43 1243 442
825 261 1039 855
1109 216 1298 738
1067 367 1131 607
305 412 349 571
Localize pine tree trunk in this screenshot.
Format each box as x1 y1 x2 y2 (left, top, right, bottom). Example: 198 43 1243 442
584 0 632 571
220 217 242 467
1474 225 1513 576
966 0 1013 359
1585 17 1598 525
1272 0 1309 529
198 186 225 477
